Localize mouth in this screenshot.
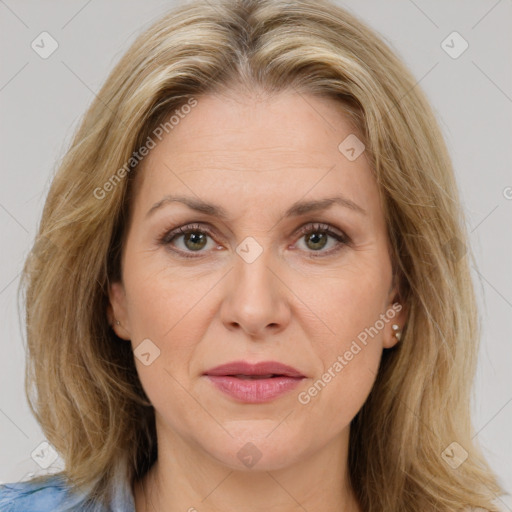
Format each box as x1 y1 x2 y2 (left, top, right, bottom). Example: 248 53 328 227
229 374 287 380
203 361 305 403
203 360 305 378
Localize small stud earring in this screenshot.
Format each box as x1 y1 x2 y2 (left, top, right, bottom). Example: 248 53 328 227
391 324 402 341
115 320 120 326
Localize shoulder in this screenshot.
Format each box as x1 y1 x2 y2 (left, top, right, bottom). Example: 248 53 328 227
0 474 89 512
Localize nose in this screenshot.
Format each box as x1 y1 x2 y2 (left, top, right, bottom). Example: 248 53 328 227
220 243 291 338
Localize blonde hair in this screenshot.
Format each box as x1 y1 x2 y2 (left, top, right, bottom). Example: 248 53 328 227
18 0 506 510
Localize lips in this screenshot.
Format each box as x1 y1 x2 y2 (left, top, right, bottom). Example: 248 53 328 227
203 361 305 403
204 360 305 378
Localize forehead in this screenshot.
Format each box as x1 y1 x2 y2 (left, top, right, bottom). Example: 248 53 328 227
132 90 380 220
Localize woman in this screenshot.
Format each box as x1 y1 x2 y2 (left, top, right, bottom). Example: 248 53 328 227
0 0 507 510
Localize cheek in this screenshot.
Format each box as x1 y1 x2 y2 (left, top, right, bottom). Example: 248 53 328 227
298 346 380 444
294 261 389 399
122 256 225 401
122 262 212 430
295 273 387 430
123 257 206 340
295 258 390 343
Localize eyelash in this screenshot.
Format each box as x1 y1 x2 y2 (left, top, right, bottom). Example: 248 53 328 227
157 222 351 259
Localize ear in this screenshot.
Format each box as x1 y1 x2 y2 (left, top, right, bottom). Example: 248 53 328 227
107 280 131 340
383 285 408 349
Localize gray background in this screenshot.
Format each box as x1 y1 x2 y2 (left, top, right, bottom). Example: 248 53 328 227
1 0 511 505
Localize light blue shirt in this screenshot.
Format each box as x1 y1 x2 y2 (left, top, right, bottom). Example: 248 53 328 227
1 473 511 511
0 473 136 512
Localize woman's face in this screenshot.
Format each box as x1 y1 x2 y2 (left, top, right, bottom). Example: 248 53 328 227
109 89 405 471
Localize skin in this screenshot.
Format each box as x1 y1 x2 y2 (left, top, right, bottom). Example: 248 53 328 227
108 88 406 512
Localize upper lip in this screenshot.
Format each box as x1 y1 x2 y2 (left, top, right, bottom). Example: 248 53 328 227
204 360 305 378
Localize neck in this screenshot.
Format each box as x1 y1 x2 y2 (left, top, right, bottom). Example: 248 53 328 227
133 423 360 512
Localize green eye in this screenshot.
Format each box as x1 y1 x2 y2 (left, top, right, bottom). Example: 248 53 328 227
159 222 349 259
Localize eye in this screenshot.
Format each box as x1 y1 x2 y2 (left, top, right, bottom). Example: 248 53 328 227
157 222 350 259
294 222 350 257
158 223 218 258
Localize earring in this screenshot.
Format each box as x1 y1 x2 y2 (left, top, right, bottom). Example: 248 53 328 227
391 324 402 341
115 320 120 326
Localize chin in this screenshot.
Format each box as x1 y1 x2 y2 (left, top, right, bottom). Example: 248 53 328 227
201 429 310 472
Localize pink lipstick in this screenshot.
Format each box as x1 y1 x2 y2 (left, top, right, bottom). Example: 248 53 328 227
203 360 305 403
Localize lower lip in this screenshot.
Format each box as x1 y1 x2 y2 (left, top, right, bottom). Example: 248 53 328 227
205 375 304 403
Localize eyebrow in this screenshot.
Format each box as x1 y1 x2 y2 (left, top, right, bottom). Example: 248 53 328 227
145 194 367 220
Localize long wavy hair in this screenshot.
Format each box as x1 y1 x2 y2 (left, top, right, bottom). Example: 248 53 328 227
16 0 505 510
